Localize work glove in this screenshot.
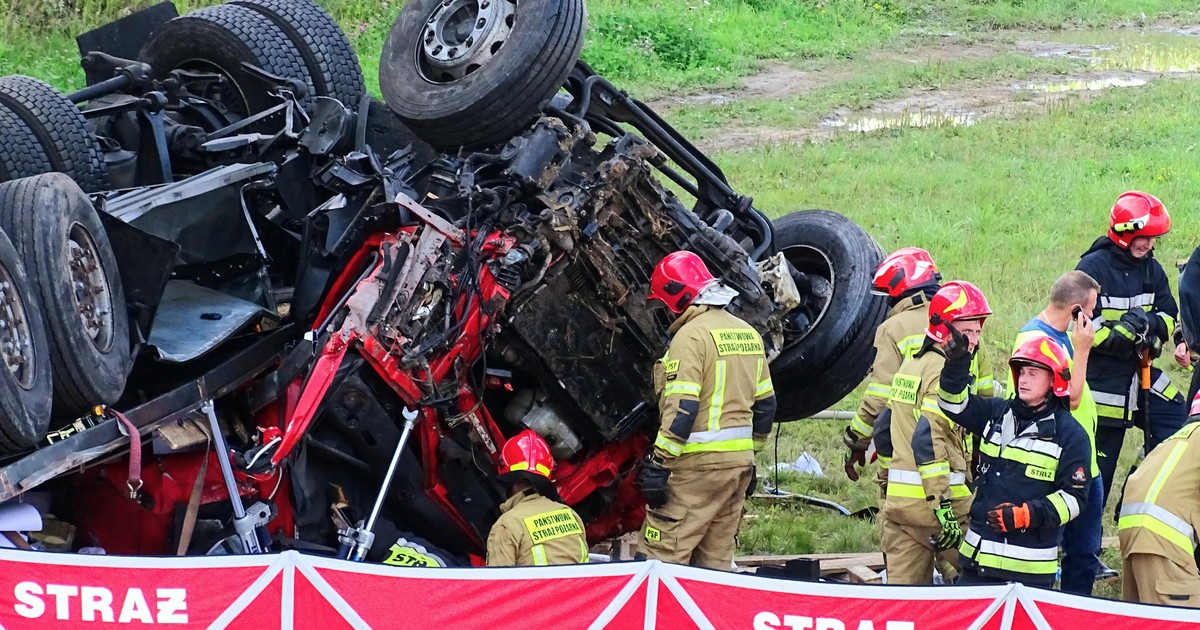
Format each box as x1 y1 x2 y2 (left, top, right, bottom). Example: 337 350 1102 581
843 427 869 481
745 465 758 499
636 457 671 509
933 499 962 551
942 325 972 363
986 502 1037 534
1117 309 1151 345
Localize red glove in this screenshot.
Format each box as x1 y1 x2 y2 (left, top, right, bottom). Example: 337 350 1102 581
986 502 1032 533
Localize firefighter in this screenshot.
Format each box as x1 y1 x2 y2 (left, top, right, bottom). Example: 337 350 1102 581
635 251 776 571
1075 191 1186 509
844 248 996 485
844 247 943 482
1118 394 1200 608
1008 270 1107 594
938 332 1092 587
486 429 589 567
881 280 991 585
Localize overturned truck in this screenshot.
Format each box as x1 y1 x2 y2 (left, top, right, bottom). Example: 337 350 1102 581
0 0 885 562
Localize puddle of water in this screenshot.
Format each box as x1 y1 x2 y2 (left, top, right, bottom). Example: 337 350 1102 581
1047 30 1200 73
1023 76 1149 92
822 110 979 133
1096 43 1200 73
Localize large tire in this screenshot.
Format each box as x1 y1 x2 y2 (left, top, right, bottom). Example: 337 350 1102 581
231 0 366 107
0 228 52 451
0 174 131 422
771 210 887 422
139 4 317 118
0 76 108 193
380 0 586 150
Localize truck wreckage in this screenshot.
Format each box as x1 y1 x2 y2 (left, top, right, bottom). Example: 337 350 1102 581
0 0 885 562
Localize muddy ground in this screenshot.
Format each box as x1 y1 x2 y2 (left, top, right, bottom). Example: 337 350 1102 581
652 26 1200 152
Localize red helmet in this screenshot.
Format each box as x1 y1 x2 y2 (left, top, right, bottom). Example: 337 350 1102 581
649 251 717 313
499 429 554 480
925 281 992 343
1009 335 1071 398
872 247 940 298
1108 191 1170 249
1190 391 1200 419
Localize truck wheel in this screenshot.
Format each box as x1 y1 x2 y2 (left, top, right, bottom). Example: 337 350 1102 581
379 0 586 150
231 0 366 107
139 4 317 118
770 209 887 422
0 228 52 451
0 76 109 193
0 174 131 422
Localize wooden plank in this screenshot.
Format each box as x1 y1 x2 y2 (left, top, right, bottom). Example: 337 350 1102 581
735 552 885 574
735 552 857 568
846 565 883 585
818 553 885 574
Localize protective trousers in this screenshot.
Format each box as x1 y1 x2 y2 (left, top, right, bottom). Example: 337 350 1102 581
881 514 965 584
1123 553 1200 608
638 464 753 571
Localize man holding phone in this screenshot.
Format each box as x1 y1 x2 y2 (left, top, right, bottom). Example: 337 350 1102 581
1009 270 1105 595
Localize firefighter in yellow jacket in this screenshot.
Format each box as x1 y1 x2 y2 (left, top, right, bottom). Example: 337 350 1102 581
882 281 992 584
486 430 589 567
1118 393 1200 607
636 251 776 571
845 248 995 484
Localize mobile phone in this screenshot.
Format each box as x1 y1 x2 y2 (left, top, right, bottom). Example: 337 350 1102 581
1072 306 1083 320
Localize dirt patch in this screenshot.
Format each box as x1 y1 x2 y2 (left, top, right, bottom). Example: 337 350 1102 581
690 28 1200 152
650 62 852 108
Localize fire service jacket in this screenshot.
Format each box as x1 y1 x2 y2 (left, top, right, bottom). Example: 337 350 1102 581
486 489 588 567
652 305 776 470
938 354 1091 584
1076 237 1179 427
1119 421 1200 572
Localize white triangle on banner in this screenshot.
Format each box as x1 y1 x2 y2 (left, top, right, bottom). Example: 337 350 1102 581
205 554 288 630
293 556 371 629
656 564 716 630
1012 585 1053 630
585 562 653 630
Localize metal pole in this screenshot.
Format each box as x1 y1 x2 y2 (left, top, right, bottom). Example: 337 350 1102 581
365 407 419 533
344 406 420 562
201 400 245 520
201 399 263 553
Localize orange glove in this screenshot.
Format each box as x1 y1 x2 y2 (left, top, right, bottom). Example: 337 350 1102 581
986 502 1032 533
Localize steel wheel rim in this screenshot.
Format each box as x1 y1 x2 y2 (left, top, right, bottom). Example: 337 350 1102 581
0 264 36 389
417 0 516 83
780 244 835 348
68 223 115 354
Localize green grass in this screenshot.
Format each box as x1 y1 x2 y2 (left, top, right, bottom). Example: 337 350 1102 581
714 77 1200 375
2 0 1199 96
662 52 1082 139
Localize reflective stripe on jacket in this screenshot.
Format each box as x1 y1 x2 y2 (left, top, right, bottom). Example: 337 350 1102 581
882 348 973 527
652 305 775 468
1119 421 1200 569
486 490 589 567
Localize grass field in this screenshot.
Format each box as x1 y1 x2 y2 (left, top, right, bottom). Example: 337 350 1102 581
1 0 1198 598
